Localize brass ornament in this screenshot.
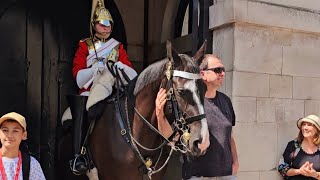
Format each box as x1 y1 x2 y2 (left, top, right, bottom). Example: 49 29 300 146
107 47 119 62
166 61 172 80
90 0 114 36
183 131 191 142
145 158 153 168
93 1 113 25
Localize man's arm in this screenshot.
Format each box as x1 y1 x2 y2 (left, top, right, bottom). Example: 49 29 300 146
230 130 239 175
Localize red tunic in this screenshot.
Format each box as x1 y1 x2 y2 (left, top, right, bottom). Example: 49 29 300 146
72 41 133 94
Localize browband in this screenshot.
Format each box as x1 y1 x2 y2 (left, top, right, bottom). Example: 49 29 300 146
172 70 201 80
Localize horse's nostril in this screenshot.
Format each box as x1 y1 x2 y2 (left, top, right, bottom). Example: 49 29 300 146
193 138 202 147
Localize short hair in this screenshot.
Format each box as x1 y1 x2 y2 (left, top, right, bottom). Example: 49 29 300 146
199 54 220 70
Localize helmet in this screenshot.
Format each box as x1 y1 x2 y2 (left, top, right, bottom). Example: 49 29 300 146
90 0 114 36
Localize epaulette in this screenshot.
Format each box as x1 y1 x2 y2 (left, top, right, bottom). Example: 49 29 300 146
80 38 94 50
79 37 90 43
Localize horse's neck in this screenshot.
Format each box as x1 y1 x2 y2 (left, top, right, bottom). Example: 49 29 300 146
133 81 160 140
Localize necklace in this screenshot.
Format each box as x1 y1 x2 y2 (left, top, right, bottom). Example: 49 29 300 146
0 151 22 180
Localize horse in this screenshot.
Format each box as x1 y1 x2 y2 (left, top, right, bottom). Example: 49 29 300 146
56 40 210 180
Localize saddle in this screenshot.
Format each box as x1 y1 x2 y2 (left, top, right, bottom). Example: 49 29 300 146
87 76 137 142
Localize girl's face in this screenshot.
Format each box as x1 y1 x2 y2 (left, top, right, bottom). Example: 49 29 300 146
95 23 112 36
0 121 27 150
301 121 318 139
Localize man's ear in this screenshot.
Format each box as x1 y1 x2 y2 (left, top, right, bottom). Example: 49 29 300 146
200 71 206 79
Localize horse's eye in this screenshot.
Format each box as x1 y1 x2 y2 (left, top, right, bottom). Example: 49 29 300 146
177 89 185 96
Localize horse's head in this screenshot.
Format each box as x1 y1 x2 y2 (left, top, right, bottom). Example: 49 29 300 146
162 40 209 156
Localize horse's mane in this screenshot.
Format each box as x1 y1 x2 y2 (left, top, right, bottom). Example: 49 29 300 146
133 58 168 95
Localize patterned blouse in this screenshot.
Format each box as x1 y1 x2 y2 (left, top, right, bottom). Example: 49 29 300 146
278 139 320 180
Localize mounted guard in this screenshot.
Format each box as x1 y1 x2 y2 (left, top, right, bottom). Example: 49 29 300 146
61 0 137 176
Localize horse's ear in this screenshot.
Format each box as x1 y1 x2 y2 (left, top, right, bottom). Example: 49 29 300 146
172 48 181 65
192 40 207 62
167 40 181 66
166 40 172 59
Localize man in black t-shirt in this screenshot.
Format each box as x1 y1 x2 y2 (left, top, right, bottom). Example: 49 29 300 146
182 54 239 180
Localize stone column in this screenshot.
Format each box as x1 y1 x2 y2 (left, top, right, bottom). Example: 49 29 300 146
209 0 320 179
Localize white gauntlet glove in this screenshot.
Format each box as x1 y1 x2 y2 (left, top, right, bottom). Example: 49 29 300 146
114 61 137 80
76 67 95 89
93 60 106 74
114 61 125 69
76 61 107 89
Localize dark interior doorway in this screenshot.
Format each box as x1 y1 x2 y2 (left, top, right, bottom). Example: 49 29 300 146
0 0 126 179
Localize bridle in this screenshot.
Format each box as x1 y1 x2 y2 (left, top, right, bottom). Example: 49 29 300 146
163 60 206 144
125 58 206 179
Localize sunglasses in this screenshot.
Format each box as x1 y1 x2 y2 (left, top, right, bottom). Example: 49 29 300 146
205 67 225 74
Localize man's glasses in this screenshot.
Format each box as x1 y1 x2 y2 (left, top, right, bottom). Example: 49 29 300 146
204 67 225 74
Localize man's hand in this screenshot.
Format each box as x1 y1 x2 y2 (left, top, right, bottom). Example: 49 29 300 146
232 161 239 175
155 88 176 140
155 88 167 119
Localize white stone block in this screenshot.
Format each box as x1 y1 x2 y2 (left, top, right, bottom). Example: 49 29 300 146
291 32 320 49
233 71 269 97
257 0 320 11
235 23 314 47
213 27 234 72
234 0 248 21
270 75 292 98
257 98 304 123
293 77 320 100
237 171 259 180
260 170 282 180
277 121 299 162
209 0 234 29
283 47 320 77
233 123 277 171
234 41 282 74
305 100 320 117
247 1 320 33
210 0 320 33
232 96 257 123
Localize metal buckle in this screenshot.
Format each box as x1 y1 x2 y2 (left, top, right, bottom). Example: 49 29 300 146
166 88 174 100
121 129 127 135
80 147 87 155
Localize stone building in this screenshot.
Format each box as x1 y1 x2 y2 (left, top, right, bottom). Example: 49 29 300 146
209 0 320 179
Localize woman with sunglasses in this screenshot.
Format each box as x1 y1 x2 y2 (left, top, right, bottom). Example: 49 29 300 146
278 115 320 179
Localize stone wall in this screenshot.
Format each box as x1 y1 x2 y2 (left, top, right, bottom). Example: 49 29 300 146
210 0 320 179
